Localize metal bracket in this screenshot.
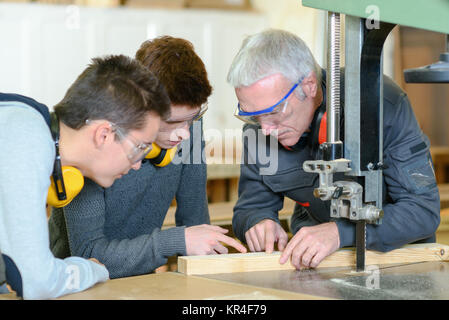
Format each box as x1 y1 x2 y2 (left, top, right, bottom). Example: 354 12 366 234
303 159 351 201
303 159 383 224
330 181 384 223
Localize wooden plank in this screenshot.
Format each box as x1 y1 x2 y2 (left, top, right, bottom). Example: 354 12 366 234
178 243 449 275
393 26 404 89
438 208 449 233
436 208 449 245
207 163 240 180
36 0 120 5
125 0 186 8
78 0 120 6
209 179 227 203
432 147 449 183
439 183 449 208
228 177 239 202
431 146 449 158
186 0 252 11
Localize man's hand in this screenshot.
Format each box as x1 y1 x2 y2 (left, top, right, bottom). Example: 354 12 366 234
279 222 340 269
6 284 14 294
185 224 247 255
245 219 288 253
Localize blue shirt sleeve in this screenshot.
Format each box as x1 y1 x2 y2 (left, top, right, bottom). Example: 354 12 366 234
0 104 108 299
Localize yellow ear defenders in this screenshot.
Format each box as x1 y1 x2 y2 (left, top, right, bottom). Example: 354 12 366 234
47 117 174 207
46 113 84 208
146 143 177 167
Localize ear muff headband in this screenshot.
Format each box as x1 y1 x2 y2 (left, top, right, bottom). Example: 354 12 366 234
146 143 177 167
47 166 84 208
318 112 327 145
46 113 84 208
47 120 175 206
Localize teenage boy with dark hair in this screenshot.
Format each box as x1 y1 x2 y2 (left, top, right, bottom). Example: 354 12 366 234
0 55 170 299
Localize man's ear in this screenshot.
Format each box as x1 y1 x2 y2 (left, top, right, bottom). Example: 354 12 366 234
91 122 114 149
301 71 318 99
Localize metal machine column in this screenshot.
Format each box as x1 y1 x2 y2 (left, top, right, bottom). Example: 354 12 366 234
304 14 394 271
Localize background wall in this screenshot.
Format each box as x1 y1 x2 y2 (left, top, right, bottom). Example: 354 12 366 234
0 0 446 147
399 27 449 146
251 0 326 67
0 1 328 138
0 2 269 136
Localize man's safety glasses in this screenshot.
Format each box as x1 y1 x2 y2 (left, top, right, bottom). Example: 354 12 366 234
234 78 303 126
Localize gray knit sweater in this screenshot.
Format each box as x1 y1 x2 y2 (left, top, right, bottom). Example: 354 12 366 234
48 120 209 279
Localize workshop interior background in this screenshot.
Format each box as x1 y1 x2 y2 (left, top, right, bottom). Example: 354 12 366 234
1 0 448 244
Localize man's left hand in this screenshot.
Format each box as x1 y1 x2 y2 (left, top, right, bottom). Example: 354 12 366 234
279 222 340 269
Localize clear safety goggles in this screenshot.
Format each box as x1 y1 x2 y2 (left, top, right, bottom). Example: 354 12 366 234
86 119 153 165
234 78 303 126
111 123 153 164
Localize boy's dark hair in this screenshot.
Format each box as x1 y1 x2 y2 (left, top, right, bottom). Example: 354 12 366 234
135 36 212 108
54 55 170 132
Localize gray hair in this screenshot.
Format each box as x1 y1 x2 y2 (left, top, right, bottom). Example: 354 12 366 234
227 29 322 99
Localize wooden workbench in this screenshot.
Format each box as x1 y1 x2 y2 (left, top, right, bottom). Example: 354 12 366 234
0 272 324 300
431 146 449 183
2 244 449 300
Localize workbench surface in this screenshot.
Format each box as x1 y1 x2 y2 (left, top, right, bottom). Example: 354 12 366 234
1 261 448 300
0 271 322 300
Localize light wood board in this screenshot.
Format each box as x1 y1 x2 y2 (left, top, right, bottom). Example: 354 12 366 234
36 0 120 5
178 243 449 275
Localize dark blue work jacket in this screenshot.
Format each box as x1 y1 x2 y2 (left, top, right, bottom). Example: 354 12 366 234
233 74 440 252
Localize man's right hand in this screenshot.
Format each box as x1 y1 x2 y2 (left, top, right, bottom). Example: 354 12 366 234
185 224 247 256
245 219 288 253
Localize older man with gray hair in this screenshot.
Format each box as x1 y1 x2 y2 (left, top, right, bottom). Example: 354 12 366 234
228 28 439 270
